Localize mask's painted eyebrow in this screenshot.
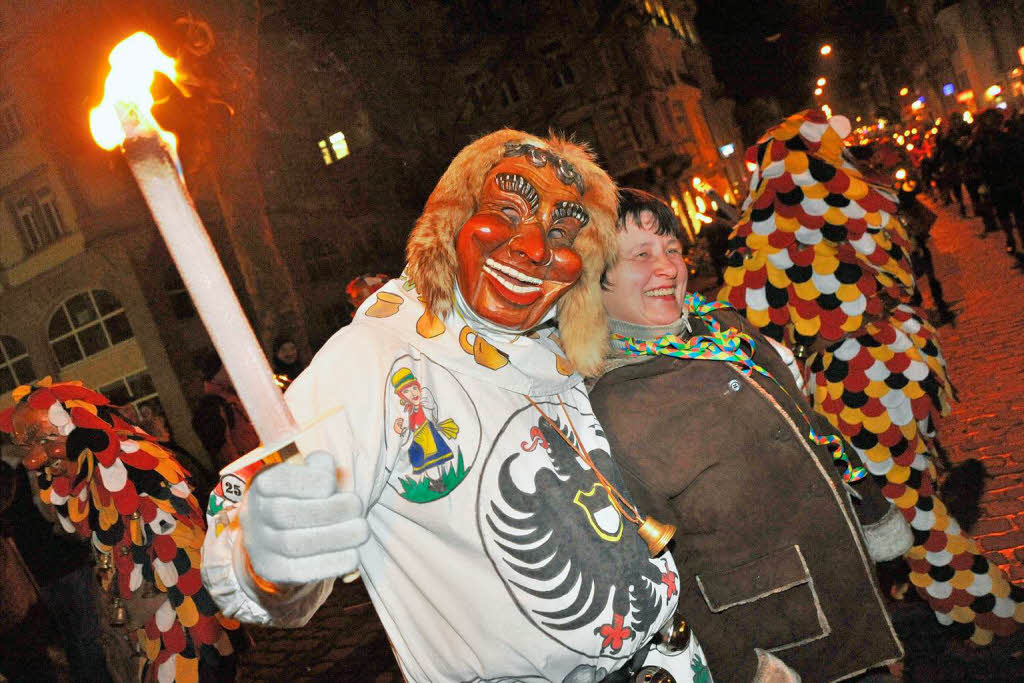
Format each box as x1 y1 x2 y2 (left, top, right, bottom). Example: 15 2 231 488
552 201 589 227
495 173 540 212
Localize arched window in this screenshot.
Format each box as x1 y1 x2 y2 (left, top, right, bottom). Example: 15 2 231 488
0 335 35 394
100 369 162 419
48 290 133 367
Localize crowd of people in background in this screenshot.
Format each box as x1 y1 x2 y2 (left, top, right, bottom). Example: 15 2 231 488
921 108 1024 259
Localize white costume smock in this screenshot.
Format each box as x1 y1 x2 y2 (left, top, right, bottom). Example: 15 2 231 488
202 275 708 682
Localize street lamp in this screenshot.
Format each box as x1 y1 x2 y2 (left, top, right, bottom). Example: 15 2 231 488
899 86 909 96
816 77 827 87
814 87 823 96
820 44 832 56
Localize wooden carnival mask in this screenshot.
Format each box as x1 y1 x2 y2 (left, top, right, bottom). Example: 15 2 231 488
456 147 590 331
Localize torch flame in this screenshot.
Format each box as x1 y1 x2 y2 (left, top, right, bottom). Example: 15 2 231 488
89 32 178 152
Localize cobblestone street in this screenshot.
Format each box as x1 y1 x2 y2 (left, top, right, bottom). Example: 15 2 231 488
235 198 1024 681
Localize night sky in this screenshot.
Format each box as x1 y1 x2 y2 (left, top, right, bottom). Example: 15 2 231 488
695 0 893 114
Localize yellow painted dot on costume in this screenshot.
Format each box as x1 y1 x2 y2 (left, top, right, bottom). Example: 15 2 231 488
823 207 848 227
803 182 829 200
899 422 920 440
909 570 932 587
747 308 771 328
990 571 1012 597
793 314 821 337
793 279 822 301
767 266 791 289
895 486 919 508
970 626 994 646
834 283 861 303
826 381 845 399
747 233 770 251
775 215 800 233
906 545 927 560
864 380 889 399
950 605 975 623
838 405 864 424
812 254 840 275
724 267 744 287
144 632 161 660
874 346 896 362
847 177 869 199
932 512 950 532
177 596 200 627
888 464 911 484
865 444 893 463
863 412 893 435
785 151 809 174
175 653 199 683
904 382 925 400
951 570 975 590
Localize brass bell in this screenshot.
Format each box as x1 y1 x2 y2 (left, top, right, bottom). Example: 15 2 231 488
792 344 809 360
110 597 128 626
634 666 676 683
637 515 676 556
96 552 112 570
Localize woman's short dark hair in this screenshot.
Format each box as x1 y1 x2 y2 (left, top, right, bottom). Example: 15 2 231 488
617 188 684 240
602 188 683 289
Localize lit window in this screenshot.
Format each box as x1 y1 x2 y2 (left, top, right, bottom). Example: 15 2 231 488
48 290 133 368
10 185 65 254
100 369 162 418
0 99 24 148
318 131 350 165
0 335 35 395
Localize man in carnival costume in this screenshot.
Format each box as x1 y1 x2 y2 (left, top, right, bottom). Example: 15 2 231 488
719 109 1024 648
202 130 706 681
0 380 244 683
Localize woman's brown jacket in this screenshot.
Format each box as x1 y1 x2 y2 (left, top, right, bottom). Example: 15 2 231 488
589 309 905 682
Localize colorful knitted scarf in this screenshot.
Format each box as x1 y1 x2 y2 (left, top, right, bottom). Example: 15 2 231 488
612 293 867 483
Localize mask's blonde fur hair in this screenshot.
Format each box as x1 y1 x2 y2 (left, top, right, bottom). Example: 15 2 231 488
406 129 618 377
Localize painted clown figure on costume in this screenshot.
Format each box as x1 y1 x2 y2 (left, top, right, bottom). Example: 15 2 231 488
0 379 244 683
390 367 461 497
202 130 707 682
720 108 1024 645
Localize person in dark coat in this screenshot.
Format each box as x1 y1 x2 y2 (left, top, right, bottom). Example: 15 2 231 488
588 189 909 682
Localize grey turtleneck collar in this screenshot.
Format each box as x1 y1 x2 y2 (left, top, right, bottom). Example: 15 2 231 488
608 314 691 356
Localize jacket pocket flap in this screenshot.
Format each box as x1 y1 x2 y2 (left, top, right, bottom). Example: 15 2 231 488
696 544 810 613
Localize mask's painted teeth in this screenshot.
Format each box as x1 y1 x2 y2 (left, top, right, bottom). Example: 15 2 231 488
485 258 543 285
484 264 541 294
644 287 674 297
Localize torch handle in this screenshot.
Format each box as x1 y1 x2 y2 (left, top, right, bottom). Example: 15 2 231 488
123 134 299 446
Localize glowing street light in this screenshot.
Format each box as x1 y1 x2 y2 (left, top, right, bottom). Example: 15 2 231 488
816 77 827 87
985 84 1003 99
820 44 832 56
821 103 832 118
814 87 823 96
963 111 974 124
899 86 909 96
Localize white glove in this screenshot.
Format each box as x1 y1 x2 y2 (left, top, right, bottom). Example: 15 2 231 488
240 450 369 585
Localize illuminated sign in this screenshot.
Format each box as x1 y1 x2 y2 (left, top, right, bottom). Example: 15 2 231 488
943 83 955 96
718 143 735 158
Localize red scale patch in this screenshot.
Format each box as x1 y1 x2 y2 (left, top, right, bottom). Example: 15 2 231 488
27 389 58 410
770 139 788 161
950 588 975 608
775 201 799 220
162 622 186 654
112 482 139 515
768 229 795 250
797 210 825 231
848 348 875 371
754 191 775 209
820 322 846 342
842 370 870 393
744 268 767 288
885 354 911 374
178 568 203 596
923 530 948 552
728 288 747 310
153 533 178 562
950 551 975 571
192 615 222 645
877 424 904 447
139 497 158 523
52 476 71 498
769 306 791 326
789 246 817 267
121 448 159 471
824 172 851 194
882 482 906 499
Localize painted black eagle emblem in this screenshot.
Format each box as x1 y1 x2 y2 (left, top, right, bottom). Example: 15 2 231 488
478 401 676 658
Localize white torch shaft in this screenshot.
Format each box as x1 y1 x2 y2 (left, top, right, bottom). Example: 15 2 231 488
122 134 299 448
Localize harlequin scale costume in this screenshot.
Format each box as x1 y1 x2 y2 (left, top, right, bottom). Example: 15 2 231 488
719 109 1024 645
0 380 244 682
202 130 709 681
